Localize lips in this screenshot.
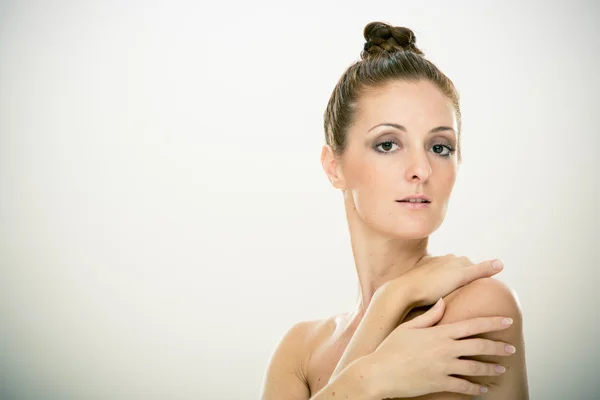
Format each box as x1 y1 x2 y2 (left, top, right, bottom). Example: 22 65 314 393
396 194 431 203
397 197 431 203
396 198 431 209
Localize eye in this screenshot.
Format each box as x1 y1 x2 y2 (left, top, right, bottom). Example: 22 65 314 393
375 140 455 156
431 143 455 157
374 140 399 154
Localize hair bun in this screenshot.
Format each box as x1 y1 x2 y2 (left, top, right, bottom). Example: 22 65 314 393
361 22 424 60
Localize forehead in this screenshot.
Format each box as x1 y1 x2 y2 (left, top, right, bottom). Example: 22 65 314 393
353 79 456 129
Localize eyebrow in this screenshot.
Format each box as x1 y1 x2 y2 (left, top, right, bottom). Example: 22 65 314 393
367 123 455 135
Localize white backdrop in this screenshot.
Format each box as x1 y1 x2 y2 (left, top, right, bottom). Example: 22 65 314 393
1 0 599 399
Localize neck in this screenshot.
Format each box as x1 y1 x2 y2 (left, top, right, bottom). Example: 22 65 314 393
344 196 430 322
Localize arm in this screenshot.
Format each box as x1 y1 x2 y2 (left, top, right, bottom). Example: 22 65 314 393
259 321 311 400
413 278 529 400
310 358 378 400
330 257 504 384
329 282 417 382
259 321 379 400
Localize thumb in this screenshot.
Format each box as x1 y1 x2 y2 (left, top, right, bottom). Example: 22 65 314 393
401 297 446 329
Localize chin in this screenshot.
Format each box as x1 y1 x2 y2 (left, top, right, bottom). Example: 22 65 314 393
382 217 444 239
393 228 433 240
373 223 436 240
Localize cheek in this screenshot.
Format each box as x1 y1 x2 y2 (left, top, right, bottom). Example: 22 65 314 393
348 164 398 218
438 164 457 194
349 161 396 194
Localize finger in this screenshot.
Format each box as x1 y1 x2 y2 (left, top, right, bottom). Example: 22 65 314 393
456 255 473 266
441 316 514 340
440 376 489 396
454 338 517 357
458 259 503 287
401 297 445 329
448 359 507 377
476 259 503 276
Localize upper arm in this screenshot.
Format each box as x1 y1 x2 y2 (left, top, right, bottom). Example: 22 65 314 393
260 321 313 400
417 278 529 400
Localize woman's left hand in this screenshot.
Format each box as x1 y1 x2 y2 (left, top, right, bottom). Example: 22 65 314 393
329 255 505 383
382 254 504 309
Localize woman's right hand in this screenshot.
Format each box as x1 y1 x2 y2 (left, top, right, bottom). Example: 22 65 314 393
365 297 516 398
329 255 506 385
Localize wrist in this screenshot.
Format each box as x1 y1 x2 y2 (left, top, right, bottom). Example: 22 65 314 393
380 278 420 318
394 276 423 308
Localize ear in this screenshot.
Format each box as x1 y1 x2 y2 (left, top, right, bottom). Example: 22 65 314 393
320 145 346 189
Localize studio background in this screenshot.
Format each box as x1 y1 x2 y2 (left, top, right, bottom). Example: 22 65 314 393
0 1 598 399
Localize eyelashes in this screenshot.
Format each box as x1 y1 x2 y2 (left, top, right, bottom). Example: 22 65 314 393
374 140 455 157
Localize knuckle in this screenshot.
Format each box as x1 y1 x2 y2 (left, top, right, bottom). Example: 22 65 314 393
464 319 479 336
469 384 481 396
477 363 487 375
493 344 506 355
458 256 472 265
469 362 481 375
458 380 470 393
464 321 479 338
475 339 487 353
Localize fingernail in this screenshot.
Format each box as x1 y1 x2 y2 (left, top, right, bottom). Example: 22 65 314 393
505 345 516 354
495 365 506 373
480 386 488 393
492 260 503 270
502 318 513 325
434 297 443 308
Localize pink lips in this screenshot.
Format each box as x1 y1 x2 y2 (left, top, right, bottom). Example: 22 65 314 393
399 194 431 202
396 195 431 210
397 200 430 209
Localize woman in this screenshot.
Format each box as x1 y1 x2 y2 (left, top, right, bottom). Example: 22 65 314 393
260 21 529 399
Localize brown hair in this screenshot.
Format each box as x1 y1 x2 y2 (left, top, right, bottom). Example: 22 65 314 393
323 21 462 163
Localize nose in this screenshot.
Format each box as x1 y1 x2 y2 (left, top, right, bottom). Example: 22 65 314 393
405 149 432 183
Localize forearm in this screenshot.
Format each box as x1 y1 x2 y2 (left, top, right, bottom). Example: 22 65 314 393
311 357 379 400
329 281 417 381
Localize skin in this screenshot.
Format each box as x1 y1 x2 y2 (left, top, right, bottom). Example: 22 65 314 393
323 78 459 322
260 79 528 399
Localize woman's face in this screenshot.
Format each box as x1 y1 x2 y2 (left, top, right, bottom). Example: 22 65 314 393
335 79 459 239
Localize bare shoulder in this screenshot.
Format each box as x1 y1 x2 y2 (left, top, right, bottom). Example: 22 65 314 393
444 277 523 320
272 316 334 374
426 277 529 399
260 316 337 400
441 277 525 362
290 317 337 358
